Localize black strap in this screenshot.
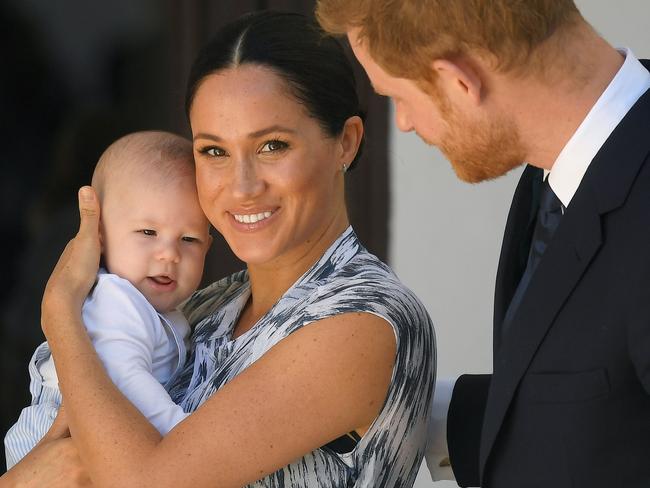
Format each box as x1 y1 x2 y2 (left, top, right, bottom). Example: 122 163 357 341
323 431 362 454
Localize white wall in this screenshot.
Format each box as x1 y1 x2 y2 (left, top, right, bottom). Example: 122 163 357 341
390 2 650 486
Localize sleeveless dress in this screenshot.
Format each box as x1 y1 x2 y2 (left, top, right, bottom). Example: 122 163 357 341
167 227 436 487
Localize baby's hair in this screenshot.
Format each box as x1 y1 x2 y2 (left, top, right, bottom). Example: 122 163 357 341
92 131 194 201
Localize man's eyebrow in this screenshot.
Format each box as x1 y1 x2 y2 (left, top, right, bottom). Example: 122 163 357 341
193 125 297 142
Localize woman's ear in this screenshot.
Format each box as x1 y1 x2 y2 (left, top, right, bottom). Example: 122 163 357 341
431 58 483 106
338 115 364 168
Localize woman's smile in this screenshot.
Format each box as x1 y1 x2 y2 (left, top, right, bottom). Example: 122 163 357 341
229 207 279 232
190 64 349 268
231 210 274 224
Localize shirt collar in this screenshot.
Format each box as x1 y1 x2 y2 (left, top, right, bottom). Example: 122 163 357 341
547 48 650 207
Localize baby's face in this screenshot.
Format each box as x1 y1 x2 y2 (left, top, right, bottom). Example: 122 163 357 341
100 172 211 312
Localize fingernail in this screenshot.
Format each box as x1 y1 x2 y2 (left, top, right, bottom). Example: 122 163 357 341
79 187 94 202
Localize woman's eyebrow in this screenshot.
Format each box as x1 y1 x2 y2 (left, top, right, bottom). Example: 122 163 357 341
193 125 297 142
248 125 297 138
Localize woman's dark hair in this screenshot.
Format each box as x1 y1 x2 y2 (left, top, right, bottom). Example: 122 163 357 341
185 10 365 170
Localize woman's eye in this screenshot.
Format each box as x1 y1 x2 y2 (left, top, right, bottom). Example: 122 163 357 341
260 139 288 153
140 229 157 236
181 236 199 243
198 146 226 157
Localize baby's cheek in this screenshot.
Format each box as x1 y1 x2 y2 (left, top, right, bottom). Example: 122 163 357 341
104 246 148 288
187 253 207 289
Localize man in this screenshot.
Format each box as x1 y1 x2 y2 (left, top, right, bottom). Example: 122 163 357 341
317 1 650 487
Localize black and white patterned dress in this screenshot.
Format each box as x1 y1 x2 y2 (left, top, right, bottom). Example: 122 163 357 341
168 227 436 487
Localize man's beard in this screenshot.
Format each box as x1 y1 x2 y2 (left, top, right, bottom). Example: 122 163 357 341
425 89 526 183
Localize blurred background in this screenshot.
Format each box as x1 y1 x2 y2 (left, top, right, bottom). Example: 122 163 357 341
0 0 648 485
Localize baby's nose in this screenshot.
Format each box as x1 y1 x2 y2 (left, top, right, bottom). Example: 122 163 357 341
156 241 181 263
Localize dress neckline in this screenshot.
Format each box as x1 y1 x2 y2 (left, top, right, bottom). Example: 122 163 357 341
195 226 360 344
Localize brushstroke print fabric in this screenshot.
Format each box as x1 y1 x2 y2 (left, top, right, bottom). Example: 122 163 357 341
168 227 436 487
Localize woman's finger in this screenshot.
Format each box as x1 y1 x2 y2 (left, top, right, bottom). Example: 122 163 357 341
41 186 102 327
77 186 100 241
70 186 102 286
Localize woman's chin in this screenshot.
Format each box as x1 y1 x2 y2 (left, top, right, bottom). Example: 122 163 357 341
229 244 279 267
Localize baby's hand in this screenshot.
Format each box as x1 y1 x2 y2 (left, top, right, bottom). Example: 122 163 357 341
42 186 101 335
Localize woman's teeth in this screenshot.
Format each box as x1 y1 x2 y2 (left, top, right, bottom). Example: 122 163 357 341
233 211 273 224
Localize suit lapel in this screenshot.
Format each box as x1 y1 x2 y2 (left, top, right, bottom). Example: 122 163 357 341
480 196 603 473
480 84 650 478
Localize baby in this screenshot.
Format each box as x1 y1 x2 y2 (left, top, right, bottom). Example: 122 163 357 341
4 131 211 469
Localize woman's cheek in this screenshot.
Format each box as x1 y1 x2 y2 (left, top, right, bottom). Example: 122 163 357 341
197 175 224 218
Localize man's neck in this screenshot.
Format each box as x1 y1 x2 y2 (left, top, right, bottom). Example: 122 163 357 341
498 23 624 170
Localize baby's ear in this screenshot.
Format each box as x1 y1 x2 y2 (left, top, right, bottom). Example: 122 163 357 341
98 219 106 253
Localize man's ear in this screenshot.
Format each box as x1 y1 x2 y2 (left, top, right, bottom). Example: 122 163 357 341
432 58 483 105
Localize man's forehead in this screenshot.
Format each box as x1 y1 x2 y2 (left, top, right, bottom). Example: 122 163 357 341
345 31 391 95
346 30 375 72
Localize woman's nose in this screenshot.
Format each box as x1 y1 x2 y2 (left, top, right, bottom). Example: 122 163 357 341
231 158 265 199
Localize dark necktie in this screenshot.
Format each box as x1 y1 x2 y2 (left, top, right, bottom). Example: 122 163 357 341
501 177 564 338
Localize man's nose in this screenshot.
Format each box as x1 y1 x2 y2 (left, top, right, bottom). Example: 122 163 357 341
394 101 414 132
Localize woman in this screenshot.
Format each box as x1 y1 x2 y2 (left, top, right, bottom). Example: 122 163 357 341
3 11 435 487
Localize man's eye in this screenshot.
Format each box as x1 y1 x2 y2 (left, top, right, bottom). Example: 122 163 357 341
182 236 199 243
140 229 157 236
260 140 288 153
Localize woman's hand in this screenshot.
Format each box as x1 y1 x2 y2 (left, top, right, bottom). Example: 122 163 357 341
0 440 93 487
0 407 92 487
41 186 101 335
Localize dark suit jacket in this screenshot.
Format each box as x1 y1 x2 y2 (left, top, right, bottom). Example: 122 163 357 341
447 63 650 488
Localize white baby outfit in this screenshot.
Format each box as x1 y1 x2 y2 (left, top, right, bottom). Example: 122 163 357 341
4 269 190 469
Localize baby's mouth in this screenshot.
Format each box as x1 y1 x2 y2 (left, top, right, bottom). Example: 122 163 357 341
148 275 176 292
149 275 175 286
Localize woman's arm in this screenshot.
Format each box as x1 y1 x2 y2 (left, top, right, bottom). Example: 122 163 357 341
41 187 397 488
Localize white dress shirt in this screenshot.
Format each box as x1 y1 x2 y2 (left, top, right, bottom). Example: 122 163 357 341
426 48 650 482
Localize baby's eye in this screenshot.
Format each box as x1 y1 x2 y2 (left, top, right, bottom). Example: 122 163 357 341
181 236 199 243
139 229 157 236
259 139 288 153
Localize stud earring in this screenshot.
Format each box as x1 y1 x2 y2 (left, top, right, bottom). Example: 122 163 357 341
342 163 348 174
